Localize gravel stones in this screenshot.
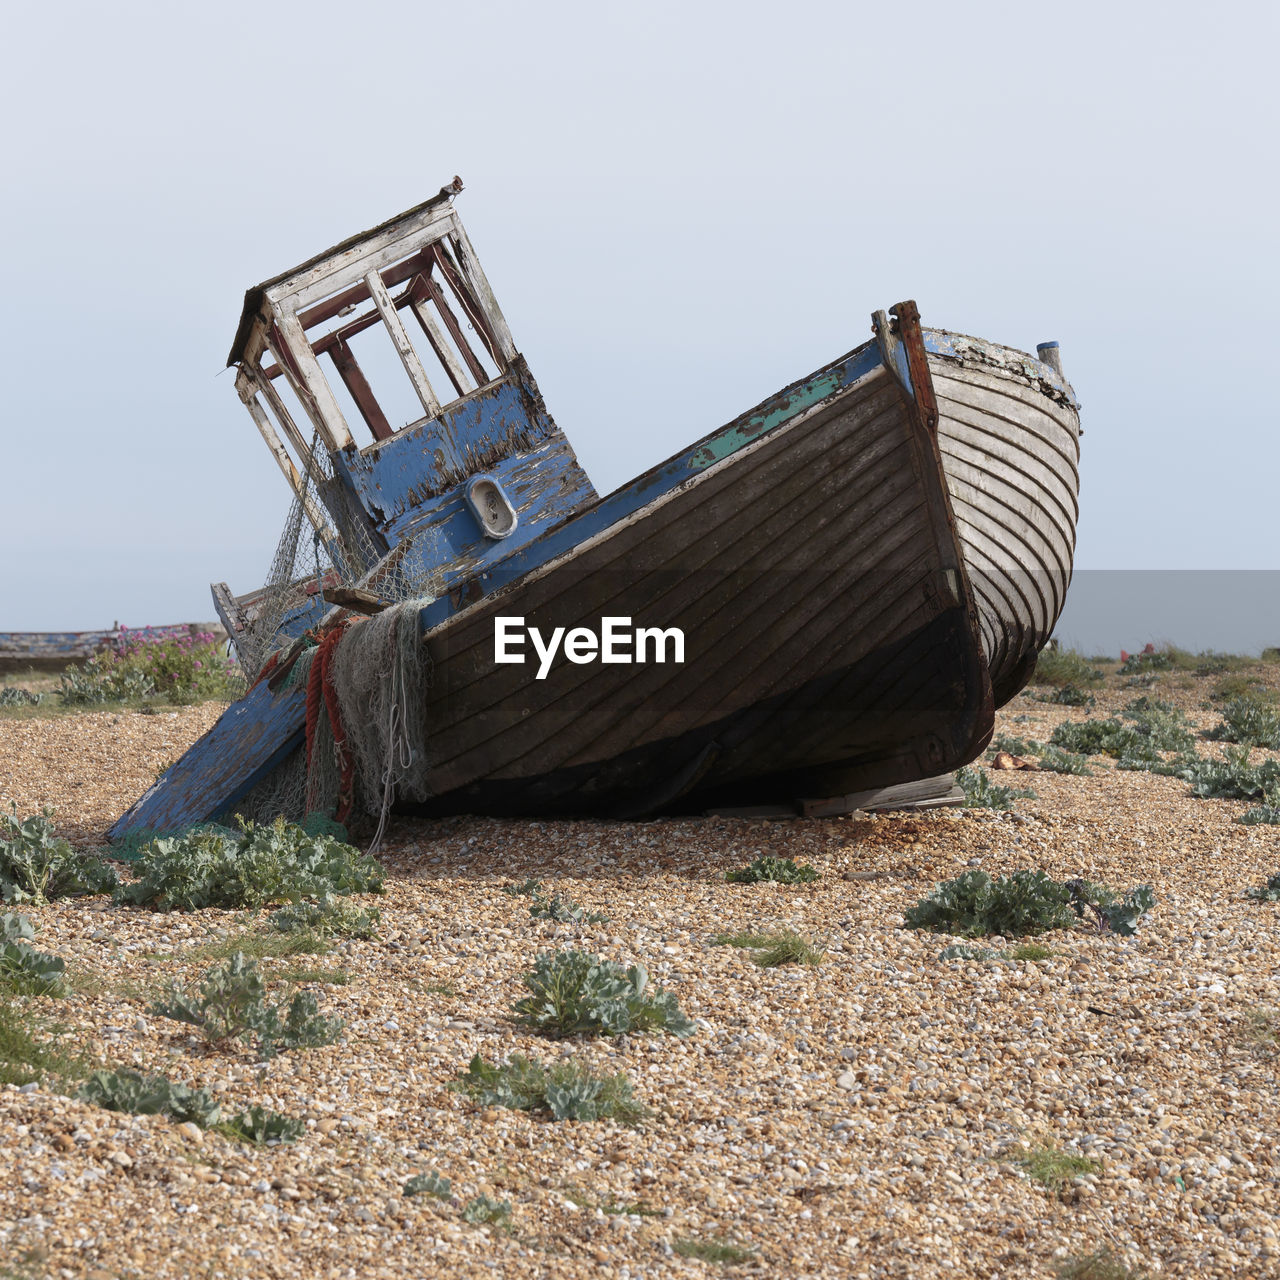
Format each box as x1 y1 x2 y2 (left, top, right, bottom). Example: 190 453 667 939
1 676 1279 1276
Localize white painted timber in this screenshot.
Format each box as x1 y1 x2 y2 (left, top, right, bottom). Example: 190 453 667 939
365 270 441 419
446 217 517 362
275 212 456 314
274 310 356 452
410 297 472 396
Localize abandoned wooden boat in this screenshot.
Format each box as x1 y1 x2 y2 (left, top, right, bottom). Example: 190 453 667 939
109 180 1079 839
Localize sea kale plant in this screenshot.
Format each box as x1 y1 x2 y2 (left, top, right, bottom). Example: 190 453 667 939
956 767 1036 810
905 870 1154 938
725 856 819 884
0 806 116 904
59 625 241 707
76 1068 221 1126
150 952 343 1058
115 817 383 911
0 913 66 996
268 894 381 939
514 950 695 1038
1246 873 1280 902
1186 746 1280 800
452 1052 650 1125
1209 695 1280 749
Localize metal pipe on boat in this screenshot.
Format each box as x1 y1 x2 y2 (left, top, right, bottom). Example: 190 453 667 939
1036 341 1065 378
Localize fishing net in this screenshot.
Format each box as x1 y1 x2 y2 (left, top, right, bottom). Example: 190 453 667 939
228 600 435 847
230 436 444 683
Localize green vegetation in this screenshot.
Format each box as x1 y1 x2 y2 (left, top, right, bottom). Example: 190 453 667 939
725 856 819 884
76 1067 220 1126
1 806 117 904
1208 694 1280 748
452 1052 650 1125
1239 1008 1279 1060
219 1104 305 1145
711 928 824 967
1054 1246 1150 1279
1006 942 1056 961
1014 1142 1101 1192
1029 684 1096 707
1187 746 1280 800
513 950 695 1038
0 996 87 1086
1050 697 1196 770
268 894 381 939
956 766 1036 809
150 953 343 1058
403 1171 453 1199
461 1194 512 1229
56 627 241 708
502 877 544 897
184 929 332 964
672 1236 755 1265
1032 647 1104 687
527 892 610 926
937 940 1055 962
0 913 66 996
1246 873 1280 902
1240 794 1280 825
906 870 1154 938
114 817 383 911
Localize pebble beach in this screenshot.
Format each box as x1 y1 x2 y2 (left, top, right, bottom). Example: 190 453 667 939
1 665 1278 1280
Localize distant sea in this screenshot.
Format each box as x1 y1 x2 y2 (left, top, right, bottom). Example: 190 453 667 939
1052 571 1280 657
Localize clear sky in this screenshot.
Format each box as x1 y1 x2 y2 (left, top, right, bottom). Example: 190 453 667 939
2 0 1276 632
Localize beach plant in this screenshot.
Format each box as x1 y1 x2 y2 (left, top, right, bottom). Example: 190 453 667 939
268 894 381 939
1119 650 1173 676
1239 792 1280 825
219 1104 305 1146
1246 872 1280 901
461 1194 512 1229
403 1171 452 1199
58 626 241 708
0 688 44 708
0 806 116 904
1053 1245 1152 1279
711 928 824 967
1015 1142 1101 1193
956 766 1035 809
150 952 343 1058
0 995 87 1087
1029 684 1096 707
502 878 544 898
1186 746 1280 800
513 950 695 1038
0 913 66 996
114 817 383 911
672 1236 755 1265
905 870 1153 938
1064 879 1156 936
1032 647 1104 687
1262 647 1280 664
1209 695 1280 749
452 1052 650 1125
528 892 610 925
905 869 1075 937
725 856 819 884
76 1067 221 1126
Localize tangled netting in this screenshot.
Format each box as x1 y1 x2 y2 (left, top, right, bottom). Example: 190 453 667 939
231 601 434 850
234 436 444 684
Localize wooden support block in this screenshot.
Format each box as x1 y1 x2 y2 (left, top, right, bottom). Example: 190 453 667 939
322 586 389 615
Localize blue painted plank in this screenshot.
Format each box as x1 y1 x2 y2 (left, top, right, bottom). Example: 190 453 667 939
107 678 307 840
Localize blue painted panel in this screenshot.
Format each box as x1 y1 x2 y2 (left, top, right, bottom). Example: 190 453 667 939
107 679 307 840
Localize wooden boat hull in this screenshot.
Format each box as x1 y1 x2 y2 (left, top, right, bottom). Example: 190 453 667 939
110 305 1082 837
926 332 1081 703
405 350 993 816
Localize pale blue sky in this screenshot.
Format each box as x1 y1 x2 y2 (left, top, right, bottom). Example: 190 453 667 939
2 0 1276 631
